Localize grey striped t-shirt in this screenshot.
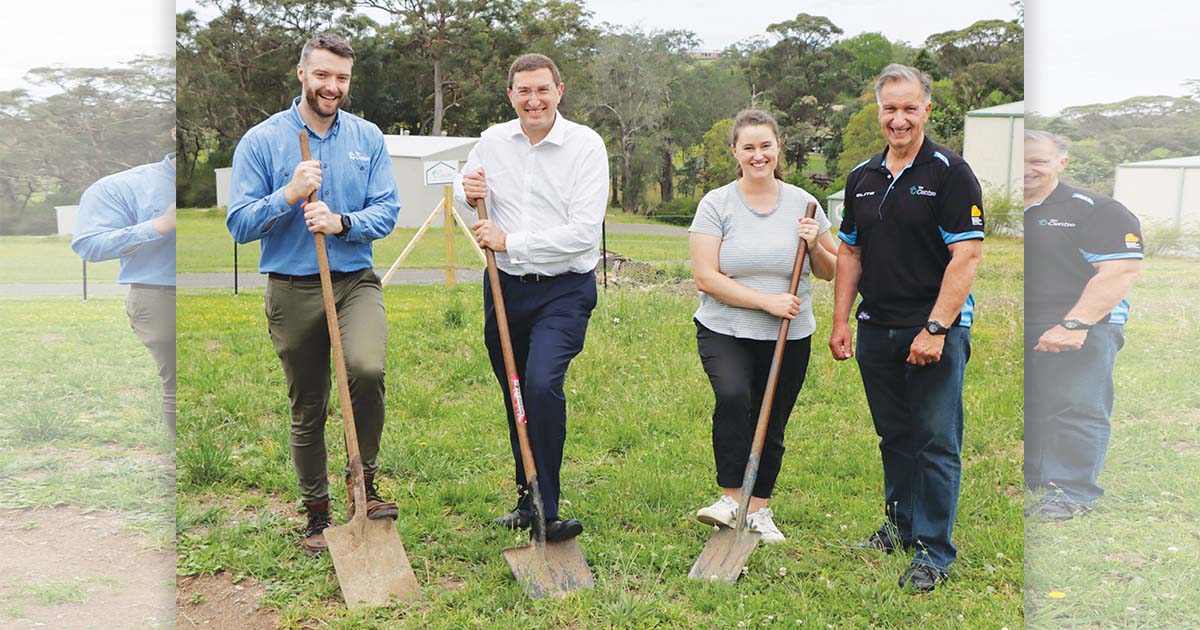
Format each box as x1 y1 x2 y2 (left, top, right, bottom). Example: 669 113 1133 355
689 180 831 341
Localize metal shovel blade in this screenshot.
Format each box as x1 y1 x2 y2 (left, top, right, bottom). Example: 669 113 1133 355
325 514 422 609
688 526 762 584
502 539 594 599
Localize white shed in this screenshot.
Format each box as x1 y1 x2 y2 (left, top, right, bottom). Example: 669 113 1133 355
215 134 479 228
825 189 845 226
1113 155 1200 227
962 101 1024 198
54 205 79 236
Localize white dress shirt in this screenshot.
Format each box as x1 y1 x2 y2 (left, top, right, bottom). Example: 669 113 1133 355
454 113 609 276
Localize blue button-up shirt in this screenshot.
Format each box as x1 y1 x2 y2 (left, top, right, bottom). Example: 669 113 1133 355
227 97 400 274
71 154 176 286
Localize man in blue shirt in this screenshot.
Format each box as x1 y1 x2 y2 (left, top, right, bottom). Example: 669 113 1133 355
71 130 177 437
227 33 401 554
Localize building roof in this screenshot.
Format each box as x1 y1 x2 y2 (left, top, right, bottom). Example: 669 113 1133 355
383 135 477 158
1119 155 1200 169
966 101 1024 118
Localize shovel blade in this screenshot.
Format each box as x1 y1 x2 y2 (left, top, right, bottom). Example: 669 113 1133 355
688 526 761 584
325 515 422 609
502 539 594 599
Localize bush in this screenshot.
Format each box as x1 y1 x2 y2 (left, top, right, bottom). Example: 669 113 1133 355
649 197 699 226
982 185 1022 237
1140 220 1200 257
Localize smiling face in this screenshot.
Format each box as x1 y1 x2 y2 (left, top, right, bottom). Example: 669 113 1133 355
732 124 780 182
1024 137 1068 201
877 78 931 154
508 67 563 136
297 48 352 119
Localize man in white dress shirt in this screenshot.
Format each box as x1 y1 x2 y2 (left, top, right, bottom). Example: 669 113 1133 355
454 53 609 542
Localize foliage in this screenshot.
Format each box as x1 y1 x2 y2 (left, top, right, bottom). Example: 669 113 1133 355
648 197 699 226
837 97 886 176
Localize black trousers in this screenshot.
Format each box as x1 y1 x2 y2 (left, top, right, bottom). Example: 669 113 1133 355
696 320 811 498
484 271 597 521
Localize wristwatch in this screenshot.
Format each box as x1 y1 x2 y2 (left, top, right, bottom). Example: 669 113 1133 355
924 320 949 336
1060 318 1092 331
336 213 351 238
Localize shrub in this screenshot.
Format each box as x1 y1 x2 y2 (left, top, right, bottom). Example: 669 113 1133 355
649 197 699 226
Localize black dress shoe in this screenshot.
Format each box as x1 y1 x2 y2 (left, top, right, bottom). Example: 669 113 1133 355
492 508 532 530
899 564 946 593
542 518 583 542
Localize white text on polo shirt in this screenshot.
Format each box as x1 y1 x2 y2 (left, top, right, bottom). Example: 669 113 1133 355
909 185 937 197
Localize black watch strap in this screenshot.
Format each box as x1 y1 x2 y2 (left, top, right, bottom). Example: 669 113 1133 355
1061 318 1092 331
336 214 351 238
925 320 949 335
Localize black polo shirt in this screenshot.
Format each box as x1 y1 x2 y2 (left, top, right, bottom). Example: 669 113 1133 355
1024 182 1144 326
838 137 985 328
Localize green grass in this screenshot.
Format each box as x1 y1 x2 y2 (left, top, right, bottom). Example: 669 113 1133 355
176 239 1023 627
0 236 119 284
179 208 690 273
0 297 174 535
1024 255 1200 628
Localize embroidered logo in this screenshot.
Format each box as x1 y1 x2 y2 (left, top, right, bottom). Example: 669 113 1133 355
971 205 983 226
348 150 370 162
1124 233 1142 249
909 185 937 197
854 191 876 198
857 311 871 321
1038 218 1076 228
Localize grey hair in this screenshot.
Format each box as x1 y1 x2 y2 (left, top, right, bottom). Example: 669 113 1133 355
1024 129 1069 158
873 64 933 105
299 33 355 67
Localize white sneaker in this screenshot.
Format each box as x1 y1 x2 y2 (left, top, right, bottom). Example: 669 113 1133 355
696 495 738 528
747 507 785 543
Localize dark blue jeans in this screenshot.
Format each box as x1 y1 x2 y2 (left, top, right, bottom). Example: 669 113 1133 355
1024 323 1124 506
856 323 970 573
484 270 597 521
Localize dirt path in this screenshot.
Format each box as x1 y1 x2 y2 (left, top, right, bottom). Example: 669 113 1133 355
0 507 175 629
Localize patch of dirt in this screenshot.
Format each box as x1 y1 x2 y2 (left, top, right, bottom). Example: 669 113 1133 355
1168 442 1200 455
176 573 276 629
0 507 174 629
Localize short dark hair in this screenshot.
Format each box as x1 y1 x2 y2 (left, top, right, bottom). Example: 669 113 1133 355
300 33 355 67
731 109 785 180
508 54 560 88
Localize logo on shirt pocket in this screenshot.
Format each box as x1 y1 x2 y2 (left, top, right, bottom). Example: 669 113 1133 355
909 185 937 197
348 150 370 163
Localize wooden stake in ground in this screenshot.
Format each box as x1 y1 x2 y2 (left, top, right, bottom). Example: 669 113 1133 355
299 130 422 608
688 202 818 584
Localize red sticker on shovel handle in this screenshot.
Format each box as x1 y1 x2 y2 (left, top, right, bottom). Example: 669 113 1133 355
509 374 526 424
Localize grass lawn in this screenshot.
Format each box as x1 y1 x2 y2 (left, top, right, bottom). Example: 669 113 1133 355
179 208 692 273
176 238 1024 627
0 236 119 284
1024 254 1200 628
0 297 174 623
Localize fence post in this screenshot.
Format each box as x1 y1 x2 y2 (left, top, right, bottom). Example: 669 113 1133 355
444 185 455 289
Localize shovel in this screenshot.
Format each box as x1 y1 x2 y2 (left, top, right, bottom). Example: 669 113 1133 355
689 201 818 584
298 130 421 608
475 197 595 599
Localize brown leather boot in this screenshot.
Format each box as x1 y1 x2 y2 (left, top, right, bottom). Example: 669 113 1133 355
301 498 332 554
346 472 399 520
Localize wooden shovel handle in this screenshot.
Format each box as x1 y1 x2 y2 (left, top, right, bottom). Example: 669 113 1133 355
299 130 367 517
476 198 547 542
734 201 818 530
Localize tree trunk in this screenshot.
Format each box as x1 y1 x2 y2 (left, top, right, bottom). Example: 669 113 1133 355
621 144 636 214
659 149 674 204
432 55 444 136
610 163 620 208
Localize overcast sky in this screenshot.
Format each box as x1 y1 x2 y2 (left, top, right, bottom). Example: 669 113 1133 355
1027 0 1197 114
1 1 173 93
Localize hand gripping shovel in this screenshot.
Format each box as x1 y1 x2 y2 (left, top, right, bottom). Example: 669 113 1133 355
689 201 818 584
299 131 421 608
476 198 595 599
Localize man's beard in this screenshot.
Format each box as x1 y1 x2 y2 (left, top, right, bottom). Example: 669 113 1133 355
304 85 345 118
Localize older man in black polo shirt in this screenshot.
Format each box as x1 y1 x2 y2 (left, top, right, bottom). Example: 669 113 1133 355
1023 130 1142 522
829 64 984 592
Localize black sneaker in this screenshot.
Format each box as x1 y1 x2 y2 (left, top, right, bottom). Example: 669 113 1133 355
1028 498 1091 523
899 564 946 593
855 529 902 553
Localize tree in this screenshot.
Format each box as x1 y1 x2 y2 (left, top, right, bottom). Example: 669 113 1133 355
696 118 736 193
837 98 885 176
835 33 893 94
